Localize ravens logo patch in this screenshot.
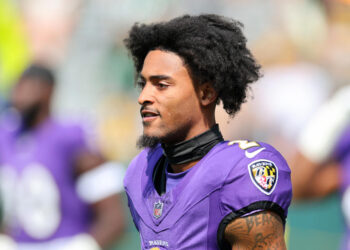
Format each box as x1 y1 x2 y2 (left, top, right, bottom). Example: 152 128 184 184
248 160 278 195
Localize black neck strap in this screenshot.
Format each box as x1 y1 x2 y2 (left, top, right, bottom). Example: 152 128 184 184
162 124 224 165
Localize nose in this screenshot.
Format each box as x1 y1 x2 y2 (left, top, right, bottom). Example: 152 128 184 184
138 82 154 105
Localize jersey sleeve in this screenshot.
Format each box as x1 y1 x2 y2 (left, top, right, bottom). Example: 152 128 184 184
333 126 350 163
220 146 292 222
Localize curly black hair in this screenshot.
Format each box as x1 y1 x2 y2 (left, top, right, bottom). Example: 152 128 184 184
124 14 261 116
20 64 55 86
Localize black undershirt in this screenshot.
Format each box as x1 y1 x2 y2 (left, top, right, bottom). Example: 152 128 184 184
152 124 223 195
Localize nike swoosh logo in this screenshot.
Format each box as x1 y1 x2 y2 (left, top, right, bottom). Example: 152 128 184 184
245 147 265 158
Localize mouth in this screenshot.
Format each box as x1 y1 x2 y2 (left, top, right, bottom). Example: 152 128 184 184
140 108 160 123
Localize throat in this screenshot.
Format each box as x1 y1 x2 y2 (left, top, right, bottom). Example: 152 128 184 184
161 124 224 167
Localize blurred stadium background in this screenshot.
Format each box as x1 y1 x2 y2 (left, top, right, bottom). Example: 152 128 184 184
0 0 349 249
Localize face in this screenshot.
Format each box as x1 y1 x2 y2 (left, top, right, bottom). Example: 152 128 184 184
138 50 204 144
11 77 52 117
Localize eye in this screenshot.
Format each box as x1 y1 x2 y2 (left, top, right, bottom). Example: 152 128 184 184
156 82 169 89
137 80 146 89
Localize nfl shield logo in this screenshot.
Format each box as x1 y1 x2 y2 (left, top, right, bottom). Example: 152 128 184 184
153 200 163 219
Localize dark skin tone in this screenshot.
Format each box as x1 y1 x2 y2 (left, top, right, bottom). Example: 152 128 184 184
290 151 340 199
10 77 125 248
224 211 286 250
74 152 126 248
138 50 217 173
139 50 286 248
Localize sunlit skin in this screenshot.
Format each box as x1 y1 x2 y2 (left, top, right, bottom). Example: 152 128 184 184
137 51 286 248
138 49 217 145
138 49 218 172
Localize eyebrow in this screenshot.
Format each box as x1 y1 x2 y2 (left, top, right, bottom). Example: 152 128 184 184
140 74 172 81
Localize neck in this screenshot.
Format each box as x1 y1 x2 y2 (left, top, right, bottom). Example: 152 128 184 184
162 124 223 173
35 110 49 127
21 108 49 132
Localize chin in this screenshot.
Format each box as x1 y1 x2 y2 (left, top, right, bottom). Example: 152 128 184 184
137 134 161 149
143 127 162 138
143 124 177 144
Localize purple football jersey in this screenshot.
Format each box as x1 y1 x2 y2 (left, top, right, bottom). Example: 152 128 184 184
334 125 350 249
124 140 292 249
0 117 91 243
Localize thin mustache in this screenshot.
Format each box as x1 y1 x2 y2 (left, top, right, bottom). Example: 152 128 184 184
140 106 159 115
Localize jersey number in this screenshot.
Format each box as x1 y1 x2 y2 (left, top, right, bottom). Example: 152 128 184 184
0 163 61 239
228 140 260 149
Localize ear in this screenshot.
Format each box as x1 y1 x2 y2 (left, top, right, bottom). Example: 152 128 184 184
199 83 218 106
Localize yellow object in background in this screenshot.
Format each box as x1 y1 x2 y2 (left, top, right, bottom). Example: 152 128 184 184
0 0 29 95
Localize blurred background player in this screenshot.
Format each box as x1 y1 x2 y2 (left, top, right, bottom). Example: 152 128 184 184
0 64 126 250
291 85 350 249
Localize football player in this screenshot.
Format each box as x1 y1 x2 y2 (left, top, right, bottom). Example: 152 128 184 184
0 64 126 250
123 14 292 249
291 85 350 249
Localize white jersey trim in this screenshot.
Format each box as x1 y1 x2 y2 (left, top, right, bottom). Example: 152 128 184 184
298 86 350 163
17 234 101 250
76 162 125 203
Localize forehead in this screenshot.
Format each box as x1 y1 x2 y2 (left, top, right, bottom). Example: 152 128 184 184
141 50 188 78
14 77 51 93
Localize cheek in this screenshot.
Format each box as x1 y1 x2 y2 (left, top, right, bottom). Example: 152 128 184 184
13 86 41 107
15 93 39 107
161 93 200 124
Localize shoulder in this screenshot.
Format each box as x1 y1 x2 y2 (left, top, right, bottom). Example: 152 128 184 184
201 140 290 184
41 120 89 157
221 139 291 184
212 140 289 172
0 110 20 136
49 119 87 144
51 119 85 135
219 140 292 217
124 145 162 188
126 148 150 171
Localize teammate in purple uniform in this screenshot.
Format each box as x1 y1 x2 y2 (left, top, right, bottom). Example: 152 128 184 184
291 85 350 249
0 64 126 250
123 14 292 250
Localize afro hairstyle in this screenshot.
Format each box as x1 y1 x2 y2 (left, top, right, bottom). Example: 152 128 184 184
124 14 261 116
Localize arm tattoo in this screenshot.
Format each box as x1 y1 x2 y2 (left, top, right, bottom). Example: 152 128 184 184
224 211 286 250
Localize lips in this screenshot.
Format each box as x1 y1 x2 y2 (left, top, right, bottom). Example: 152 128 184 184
140 107 160 122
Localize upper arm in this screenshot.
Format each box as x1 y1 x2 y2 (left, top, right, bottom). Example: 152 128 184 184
74 151 105 176
66 125 106 176
220 143 292 216
67 125 125 204
291 150 340 199
218 142 292 249
292 87 350 199
224 210 286 250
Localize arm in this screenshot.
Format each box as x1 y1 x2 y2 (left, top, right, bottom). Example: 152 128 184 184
88 193 126 248
219 141 292 250
292 86 350 200
73 151 126 249
291 151 340 200
224 211 286 250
